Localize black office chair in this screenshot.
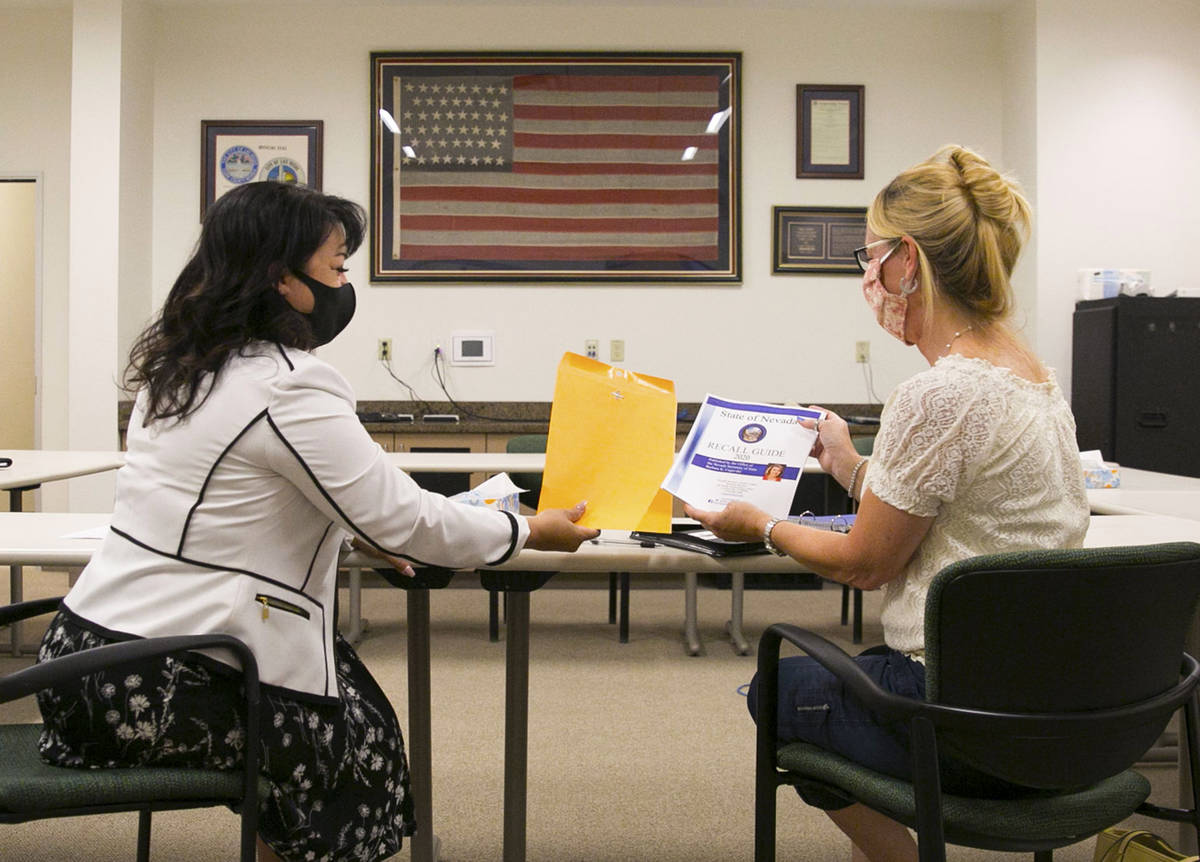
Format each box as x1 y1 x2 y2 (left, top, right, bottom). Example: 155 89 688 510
0 597 264 861
755 542 1200 862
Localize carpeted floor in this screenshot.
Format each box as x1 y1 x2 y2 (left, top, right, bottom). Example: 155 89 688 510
0 570 1185 861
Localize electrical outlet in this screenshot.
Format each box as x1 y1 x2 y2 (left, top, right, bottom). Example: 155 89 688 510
377 338 392 361
855 341 870 364
584 339 598 359
610 339 625 362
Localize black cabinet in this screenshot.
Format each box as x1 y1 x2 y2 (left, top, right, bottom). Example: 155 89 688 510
1072 296 1200 477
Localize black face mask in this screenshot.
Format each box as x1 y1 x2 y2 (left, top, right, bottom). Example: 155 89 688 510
295 271 356 346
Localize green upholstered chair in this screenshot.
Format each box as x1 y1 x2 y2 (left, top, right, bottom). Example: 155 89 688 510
0 597 264 862
505 433 548 510
755 543 1200 862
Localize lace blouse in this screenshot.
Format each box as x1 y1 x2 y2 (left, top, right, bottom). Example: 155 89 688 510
867 354 1089 657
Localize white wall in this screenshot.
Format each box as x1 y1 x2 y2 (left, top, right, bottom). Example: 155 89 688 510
118 0 155 388
148 2 1004 405
0 7 72 448
1000 0 1038 341
31 0 1200 470
1034 0 1200 398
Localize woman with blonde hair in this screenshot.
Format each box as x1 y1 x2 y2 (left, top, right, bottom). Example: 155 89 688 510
687 145 1088 862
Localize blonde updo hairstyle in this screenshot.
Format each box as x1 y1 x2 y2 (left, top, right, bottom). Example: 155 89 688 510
867 145 1032 328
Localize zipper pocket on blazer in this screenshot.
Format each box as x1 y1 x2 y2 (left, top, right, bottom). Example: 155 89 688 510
255 593 311 621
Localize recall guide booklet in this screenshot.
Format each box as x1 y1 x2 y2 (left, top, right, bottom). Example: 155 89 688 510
661 395 823 518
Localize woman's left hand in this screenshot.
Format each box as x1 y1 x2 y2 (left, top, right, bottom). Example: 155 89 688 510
683 501 771 543
351 537 415 577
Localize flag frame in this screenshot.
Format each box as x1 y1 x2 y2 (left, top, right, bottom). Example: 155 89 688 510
369 51 741 283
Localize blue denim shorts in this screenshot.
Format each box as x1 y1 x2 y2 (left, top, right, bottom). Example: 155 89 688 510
747 645 1025 809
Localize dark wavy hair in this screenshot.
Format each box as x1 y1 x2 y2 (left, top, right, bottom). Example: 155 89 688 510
126 182 366 423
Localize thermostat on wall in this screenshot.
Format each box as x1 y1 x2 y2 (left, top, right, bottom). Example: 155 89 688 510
450 331 495 366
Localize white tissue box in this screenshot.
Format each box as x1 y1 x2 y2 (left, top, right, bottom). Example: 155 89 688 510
1079 450 1120 488
1083 464 1121 489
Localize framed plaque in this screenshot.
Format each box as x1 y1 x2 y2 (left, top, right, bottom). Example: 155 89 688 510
796 84 864 179
201 120 324 219
772 205 866 274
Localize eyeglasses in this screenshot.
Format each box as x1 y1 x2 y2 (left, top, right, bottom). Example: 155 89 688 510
853 238 901 273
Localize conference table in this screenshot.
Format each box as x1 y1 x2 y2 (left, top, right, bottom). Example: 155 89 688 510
380 451 832 655
0 450 126 655
0 449 833 657
4 511 1200 862
1088 466 1200 520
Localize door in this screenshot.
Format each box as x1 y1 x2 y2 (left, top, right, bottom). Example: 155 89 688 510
0 179 37 456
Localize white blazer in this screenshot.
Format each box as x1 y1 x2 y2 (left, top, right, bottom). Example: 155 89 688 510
64 344 529 701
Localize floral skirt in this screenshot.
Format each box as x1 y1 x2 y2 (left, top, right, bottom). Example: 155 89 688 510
36 610 416 862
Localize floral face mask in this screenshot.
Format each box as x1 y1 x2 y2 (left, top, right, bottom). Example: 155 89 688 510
861 244 917 344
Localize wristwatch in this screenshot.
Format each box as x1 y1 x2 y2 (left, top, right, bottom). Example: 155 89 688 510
763 517 787 556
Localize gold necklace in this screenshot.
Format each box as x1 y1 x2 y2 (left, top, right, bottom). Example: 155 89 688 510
942 325 974 356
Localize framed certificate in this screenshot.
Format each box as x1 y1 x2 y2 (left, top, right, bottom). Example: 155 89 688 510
796 85 864 179
201 120 323 219
772 205 866 274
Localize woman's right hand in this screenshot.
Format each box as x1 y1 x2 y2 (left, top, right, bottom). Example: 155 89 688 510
525 501 601 551
803 407 860 490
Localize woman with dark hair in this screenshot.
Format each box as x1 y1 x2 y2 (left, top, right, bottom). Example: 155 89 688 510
34 181 597 862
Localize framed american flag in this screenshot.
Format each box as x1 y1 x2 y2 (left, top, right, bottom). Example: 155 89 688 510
370 51 741 283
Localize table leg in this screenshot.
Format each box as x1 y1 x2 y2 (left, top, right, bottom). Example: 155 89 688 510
617 573 630 643
345 568 363 645
607 572 617 624
728 572 749 655
852 588 863 644
407 588 436 862
9 487 24 656
489 590 500 642
683 572 701 656
503 591 530 862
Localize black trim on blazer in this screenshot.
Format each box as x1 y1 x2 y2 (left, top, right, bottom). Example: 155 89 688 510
264 412 433 567
178 409 270 556
274 342 295 371
263 412 524 569
486 511 521 566
301 522 335 594
110 526 320 603
54 602 339 706
318 603 330 694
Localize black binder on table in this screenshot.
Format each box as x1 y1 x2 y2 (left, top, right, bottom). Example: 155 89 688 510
629 526 766 557
630 514 856 557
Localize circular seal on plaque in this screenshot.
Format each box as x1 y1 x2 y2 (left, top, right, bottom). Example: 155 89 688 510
219 145 259 184
261 156 306 185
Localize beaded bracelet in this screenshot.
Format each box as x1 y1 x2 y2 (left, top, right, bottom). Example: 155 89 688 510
847 456 869 501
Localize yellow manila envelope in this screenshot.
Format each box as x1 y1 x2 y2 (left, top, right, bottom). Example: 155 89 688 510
538 352 675 531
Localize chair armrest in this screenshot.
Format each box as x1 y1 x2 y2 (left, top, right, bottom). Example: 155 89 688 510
0 633 260 707
758 623 922 721
754 622 933 818
0 596 64 628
